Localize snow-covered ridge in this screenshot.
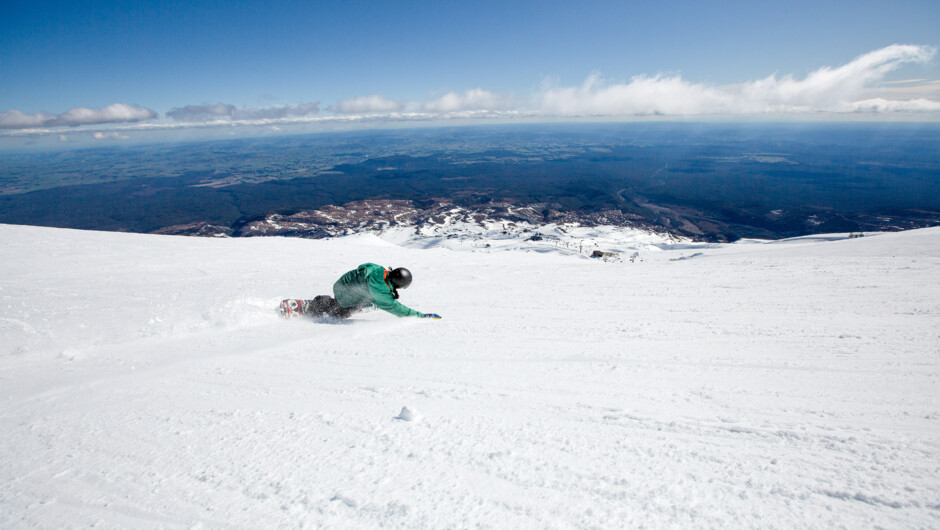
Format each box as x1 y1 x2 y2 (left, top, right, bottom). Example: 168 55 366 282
156 199 923 257
2 223 938 528
186 199 691 259
167 199 647 233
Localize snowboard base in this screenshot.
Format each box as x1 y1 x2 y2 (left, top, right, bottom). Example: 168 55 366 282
279 299 312 319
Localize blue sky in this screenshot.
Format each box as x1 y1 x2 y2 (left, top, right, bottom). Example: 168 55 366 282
1 0 939 147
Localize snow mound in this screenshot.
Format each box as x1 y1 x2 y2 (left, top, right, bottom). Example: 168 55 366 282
395 406 419 422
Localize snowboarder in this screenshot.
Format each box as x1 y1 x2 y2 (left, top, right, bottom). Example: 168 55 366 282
281 263 441 320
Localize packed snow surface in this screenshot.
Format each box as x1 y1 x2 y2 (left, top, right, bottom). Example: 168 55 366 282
1 223 938 528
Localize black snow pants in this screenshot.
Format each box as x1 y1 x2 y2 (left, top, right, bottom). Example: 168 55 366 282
310 295 359 319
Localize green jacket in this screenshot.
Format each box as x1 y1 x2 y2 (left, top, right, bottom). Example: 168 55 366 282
333 263 423 317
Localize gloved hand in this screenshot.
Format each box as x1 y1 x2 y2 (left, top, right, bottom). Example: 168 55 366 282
422 313 442 319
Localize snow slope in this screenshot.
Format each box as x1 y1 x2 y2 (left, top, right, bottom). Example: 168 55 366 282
1 223 938 528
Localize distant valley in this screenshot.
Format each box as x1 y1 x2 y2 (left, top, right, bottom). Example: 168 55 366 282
2 123 938 241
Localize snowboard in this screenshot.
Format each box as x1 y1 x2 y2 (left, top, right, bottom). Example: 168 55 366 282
279 298 313 319
280 296 365 319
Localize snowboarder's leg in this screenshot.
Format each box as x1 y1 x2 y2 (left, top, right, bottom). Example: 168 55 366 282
281 297 359 319
308 295 358 319
326 300 357 319
309 295 335 316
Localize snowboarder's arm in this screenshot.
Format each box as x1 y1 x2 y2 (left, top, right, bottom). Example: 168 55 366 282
367 274 424 317
372 292 424 317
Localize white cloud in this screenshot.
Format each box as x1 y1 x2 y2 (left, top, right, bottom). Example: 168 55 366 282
537 44 938 116
1 44 937 147
321 45 937 121
58 103 157 126
845 98 940 113
166 103 319 122
92 131 130 140
334 95 405 114
251 103 319 120
871 79 940 100
0 103 157 130
741 44 936 112
242 103 319 120
0 109 58 129
538 73 734 116
420 89 512 113
166 103 236 121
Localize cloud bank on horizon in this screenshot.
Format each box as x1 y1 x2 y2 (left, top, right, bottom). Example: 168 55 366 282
2 44 938 140
165 103 321 122
540 45 939 116
0 103 158 130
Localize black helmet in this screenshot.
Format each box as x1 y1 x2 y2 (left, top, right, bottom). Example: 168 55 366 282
388 267 413 289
